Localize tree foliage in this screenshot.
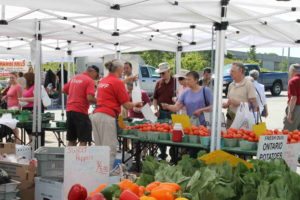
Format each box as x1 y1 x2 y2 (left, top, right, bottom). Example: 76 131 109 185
132 48 273 73
181 52 209 71
138 50 212 72
247 46 258 62
139 50 175 68
279 59 289 72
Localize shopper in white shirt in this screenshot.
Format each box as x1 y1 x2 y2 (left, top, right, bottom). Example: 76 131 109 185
249 70 268 117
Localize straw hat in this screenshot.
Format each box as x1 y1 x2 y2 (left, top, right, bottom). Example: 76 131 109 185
174 69 189 78
155 62 171 73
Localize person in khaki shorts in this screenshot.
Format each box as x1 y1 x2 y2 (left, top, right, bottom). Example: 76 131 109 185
283 64 300 131
223 62 257 128
91 60 143 169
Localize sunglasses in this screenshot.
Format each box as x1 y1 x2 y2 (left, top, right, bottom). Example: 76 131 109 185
159 72 165 76
178 77 185 81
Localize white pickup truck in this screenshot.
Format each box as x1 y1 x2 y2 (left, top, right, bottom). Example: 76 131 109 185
138 65 160 96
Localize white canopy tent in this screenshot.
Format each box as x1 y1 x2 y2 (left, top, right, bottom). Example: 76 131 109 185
0 0 299 150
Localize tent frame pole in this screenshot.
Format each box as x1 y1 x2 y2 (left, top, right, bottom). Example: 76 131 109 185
175 47 182 90
60 59 65 120
210 0 229 152
32 19 42 150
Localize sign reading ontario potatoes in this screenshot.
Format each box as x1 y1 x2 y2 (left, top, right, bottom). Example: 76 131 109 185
257 135 287 160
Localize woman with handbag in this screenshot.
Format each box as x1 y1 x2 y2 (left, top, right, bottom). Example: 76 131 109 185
161 71 213 126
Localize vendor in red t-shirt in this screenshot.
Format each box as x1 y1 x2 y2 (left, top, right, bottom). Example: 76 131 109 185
91 60 143 169
284 64 300 131
63 66 99 146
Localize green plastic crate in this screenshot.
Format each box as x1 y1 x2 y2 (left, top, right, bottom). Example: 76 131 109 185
200 136 211 146
223 138 239 147
189 135 200 144
182 135 189 143
239 140 258 150
159 133 171 141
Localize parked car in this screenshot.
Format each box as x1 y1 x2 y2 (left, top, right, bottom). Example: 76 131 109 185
223 63 288 96
139 65 160 96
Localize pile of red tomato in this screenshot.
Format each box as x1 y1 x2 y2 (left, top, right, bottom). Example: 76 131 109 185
222 128 300 144
222 128 259 142
183 125 210 136
129 123 173 133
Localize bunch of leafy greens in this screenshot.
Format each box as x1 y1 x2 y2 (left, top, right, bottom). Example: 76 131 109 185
136 155 300 200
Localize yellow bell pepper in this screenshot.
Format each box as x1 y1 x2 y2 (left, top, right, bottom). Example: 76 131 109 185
175 198 188 200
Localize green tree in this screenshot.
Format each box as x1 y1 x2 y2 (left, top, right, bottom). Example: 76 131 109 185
139 50 175 68
247 46 258 62
181 52 209 71
225 52 234 59
279 59 289 71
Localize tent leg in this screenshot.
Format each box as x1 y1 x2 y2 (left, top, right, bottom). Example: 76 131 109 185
60 60 65 120
210 1 229 152
175 50 182 90
32 19 42 150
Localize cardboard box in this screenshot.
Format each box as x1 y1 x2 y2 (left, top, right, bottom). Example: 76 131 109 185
35 177 63 200
0 143 15 154
0 143 32 160
0 161 36 200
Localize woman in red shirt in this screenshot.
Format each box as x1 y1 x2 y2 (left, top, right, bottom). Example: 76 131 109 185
2 72 22 110
91 60 142 169
19 72 35 110
1 72 22 143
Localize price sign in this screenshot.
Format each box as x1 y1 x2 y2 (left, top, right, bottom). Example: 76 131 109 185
64 146 110 199
257 135 287 161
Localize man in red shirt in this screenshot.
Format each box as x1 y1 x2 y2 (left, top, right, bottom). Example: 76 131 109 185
63 65 99 146
284 64 300 131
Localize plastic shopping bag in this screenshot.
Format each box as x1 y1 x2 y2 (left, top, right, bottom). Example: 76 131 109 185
230 103 255 130
41 86 51 107
132 81 142 103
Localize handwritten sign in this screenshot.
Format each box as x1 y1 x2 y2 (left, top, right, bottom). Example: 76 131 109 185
257 135 287 161
171 114 191 129
64 146 110 199
283 143 300 172
141 104 157 123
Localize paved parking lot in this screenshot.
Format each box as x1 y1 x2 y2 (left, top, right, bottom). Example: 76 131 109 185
264 91 288 130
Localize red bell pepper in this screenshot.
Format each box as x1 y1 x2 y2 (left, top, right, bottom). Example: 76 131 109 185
68 184 88 200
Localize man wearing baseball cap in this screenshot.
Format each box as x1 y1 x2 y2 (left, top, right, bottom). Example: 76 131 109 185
63 65 99 146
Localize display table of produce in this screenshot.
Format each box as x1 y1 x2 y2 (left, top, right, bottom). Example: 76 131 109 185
43 122 67 147
15 112 55 144
119 133 210 171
